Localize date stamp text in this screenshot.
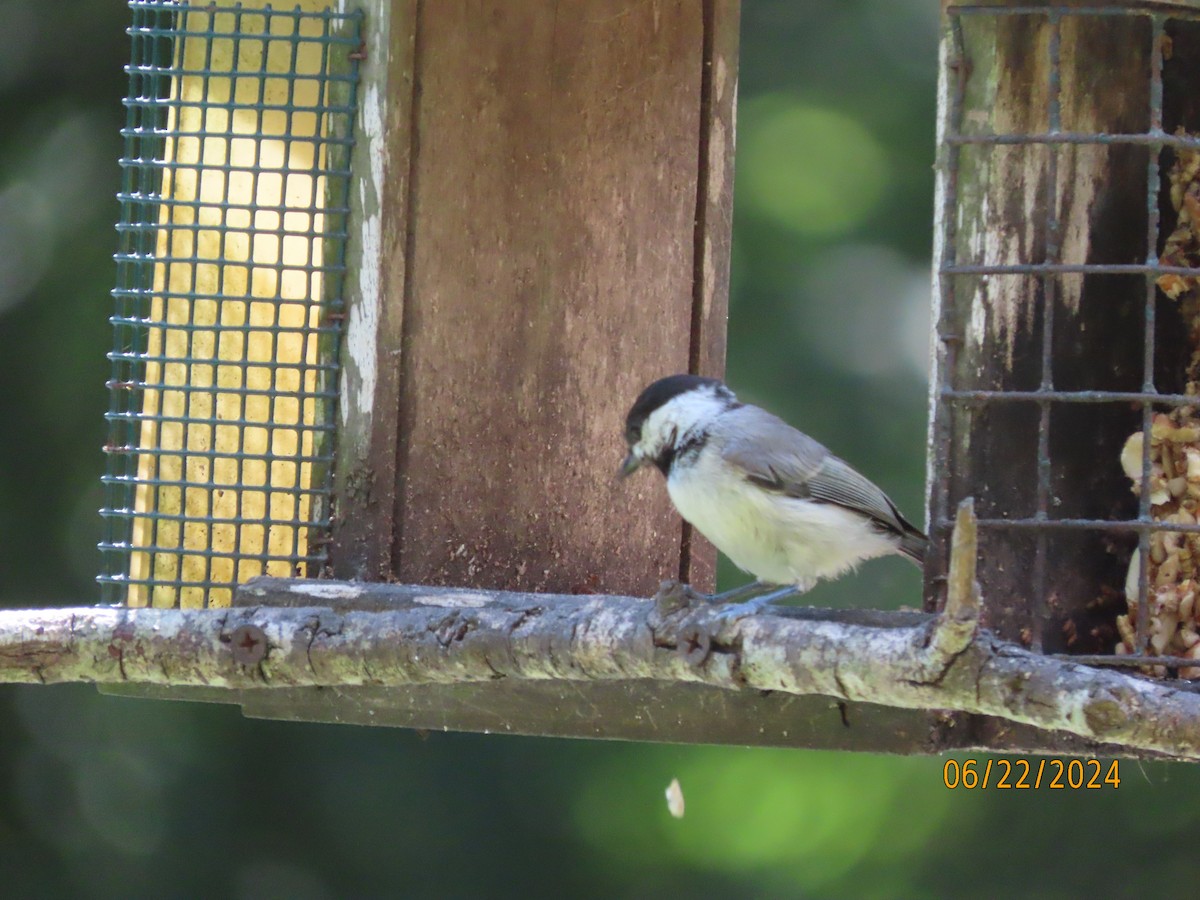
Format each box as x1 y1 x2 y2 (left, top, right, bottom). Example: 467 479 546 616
943 758 1120 790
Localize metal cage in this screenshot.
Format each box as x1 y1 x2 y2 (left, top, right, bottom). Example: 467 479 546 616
930 3 1200 676
99 0 362 608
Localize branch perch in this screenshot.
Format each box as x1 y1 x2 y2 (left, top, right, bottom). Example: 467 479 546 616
0 498 1194 758
2 579 1200 757
923 498 981 678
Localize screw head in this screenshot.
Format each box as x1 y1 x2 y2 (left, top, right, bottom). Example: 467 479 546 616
229 624 268 665
677 624 712 666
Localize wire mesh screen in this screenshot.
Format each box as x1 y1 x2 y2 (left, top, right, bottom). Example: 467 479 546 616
100 0 362 608
931 3 1200 676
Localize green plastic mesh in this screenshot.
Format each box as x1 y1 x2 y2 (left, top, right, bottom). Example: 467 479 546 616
100 0 362 608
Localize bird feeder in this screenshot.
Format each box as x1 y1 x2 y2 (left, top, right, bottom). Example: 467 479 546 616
928 0 1200 714
97 0 769 744
85 0 1200 757
101 0 736 609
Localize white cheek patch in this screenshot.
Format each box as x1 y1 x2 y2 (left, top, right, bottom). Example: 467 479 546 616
640 390 729 462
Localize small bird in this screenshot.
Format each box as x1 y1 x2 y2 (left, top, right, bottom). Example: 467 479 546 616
620 374 927 613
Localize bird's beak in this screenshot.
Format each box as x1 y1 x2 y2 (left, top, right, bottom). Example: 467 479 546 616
618 452 643 479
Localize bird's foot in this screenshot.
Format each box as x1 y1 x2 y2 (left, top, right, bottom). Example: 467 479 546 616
654 580 811 618
653 579 709 615
653 579 772 615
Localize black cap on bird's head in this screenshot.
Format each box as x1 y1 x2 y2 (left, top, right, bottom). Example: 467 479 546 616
620 374 737 478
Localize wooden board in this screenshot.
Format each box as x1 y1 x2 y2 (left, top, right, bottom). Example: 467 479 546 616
332 0 738 596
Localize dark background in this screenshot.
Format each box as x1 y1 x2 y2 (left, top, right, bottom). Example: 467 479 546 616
2 1 1198 897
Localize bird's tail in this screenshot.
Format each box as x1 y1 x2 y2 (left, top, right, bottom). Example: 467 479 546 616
897 524 929 568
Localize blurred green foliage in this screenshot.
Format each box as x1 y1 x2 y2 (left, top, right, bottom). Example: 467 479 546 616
3 1 1199 897
738 96 890 237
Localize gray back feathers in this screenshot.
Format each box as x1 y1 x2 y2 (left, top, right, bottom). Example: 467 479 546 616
716 405 927 564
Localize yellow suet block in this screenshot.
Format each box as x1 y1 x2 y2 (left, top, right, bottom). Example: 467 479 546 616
128 0 338 608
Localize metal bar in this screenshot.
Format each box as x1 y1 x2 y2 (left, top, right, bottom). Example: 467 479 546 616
116 222 344 241
105 353 340 372
966 518 1200 534
233 1 272 605
102 416 337 435
111 254 348 273
275 4 304 572
1052 653 1200 668
1030 10 1063 653
98 554 326 571
102 381 339 400
1136 14 1167 655
191 1 222 599
104 445 337 464
112 289 348 305
945 131 1185 148
943 262 1200 276
100 511 330 528
128 13 363 28
948 5 1200 19
118 130 357 150
101 480 332 496
116 156 355 177
107 319 341 336
114 196 352 215
122 98 360 111
942 388 1200 404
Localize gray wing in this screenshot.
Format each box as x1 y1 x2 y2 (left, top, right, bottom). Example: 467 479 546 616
718 406 914 537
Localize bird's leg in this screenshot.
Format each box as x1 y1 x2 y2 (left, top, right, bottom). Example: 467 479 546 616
695 580 775 605
710 582 812 620
652 580 799 615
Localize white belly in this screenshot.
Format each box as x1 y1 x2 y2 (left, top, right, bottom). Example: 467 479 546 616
667 453 898 587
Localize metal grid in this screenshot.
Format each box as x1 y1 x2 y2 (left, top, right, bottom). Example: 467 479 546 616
99 0 362 608
931 3 1200 671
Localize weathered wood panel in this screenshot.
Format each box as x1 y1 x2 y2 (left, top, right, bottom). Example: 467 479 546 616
334 1 738 595
330 0 418 582
928 6 1160 650
683 0 740 590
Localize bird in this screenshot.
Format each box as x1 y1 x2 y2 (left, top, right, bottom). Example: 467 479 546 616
620 374 927 614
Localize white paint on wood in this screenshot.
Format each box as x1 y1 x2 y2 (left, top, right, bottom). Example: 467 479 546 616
926 22 955 524
344 78 383 425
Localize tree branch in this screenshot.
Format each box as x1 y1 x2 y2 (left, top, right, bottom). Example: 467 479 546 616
2 575 1200 758
922 497 981 680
